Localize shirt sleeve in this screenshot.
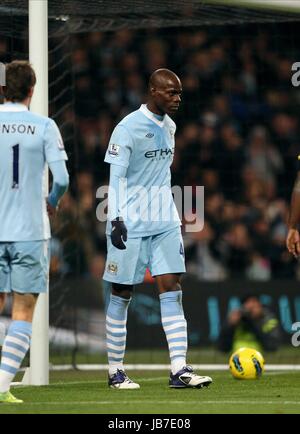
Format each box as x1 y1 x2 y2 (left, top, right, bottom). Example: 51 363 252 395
107 164 127 220
47 160 69 207
104 124 133 168
44 119 68 163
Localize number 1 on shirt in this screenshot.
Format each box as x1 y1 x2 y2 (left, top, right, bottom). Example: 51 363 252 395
12 144 19 189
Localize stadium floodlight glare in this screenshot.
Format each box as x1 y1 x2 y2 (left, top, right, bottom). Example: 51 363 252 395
203 0 300 13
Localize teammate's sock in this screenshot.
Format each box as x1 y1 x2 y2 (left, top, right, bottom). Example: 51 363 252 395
160 290 188 375
0 321 32 393
106 294 131 376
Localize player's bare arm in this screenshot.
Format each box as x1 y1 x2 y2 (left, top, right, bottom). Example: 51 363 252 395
287 171 300 257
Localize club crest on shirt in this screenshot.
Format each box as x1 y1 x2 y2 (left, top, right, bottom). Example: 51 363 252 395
108 143 120 157
58 137 65 151
107 262 118 275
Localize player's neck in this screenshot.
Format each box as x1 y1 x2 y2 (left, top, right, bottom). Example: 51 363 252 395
145 103 164 120
20 97 30 108
5 98 30 109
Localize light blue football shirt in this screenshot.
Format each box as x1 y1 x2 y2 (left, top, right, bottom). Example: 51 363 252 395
104 104 181 237
0 102 68 241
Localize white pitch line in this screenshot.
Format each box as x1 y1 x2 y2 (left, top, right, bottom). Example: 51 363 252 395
6 400 300 406
50 364 300 371
13 370 300 389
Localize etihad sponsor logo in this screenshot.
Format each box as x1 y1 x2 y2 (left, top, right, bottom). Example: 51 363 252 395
145 148 174 159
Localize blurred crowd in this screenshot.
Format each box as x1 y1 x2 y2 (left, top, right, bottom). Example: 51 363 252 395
14 24 300 281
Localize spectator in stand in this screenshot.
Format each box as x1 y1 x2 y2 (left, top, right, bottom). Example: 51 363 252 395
45 26 300 280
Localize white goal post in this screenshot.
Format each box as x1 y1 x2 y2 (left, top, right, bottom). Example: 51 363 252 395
24 0 49 386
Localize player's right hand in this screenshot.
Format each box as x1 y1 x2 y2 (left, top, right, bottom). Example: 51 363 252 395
111 217 127 250
286 228 300 258
47 200 58 218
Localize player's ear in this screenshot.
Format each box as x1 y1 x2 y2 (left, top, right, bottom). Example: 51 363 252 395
150 86 156 96
28 86 34 98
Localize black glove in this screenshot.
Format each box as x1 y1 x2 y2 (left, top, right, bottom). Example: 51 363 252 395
111 217 127 250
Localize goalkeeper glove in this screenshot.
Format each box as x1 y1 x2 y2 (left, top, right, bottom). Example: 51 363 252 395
111 217 127 250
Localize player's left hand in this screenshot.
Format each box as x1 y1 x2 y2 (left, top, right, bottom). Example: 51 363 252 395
47 201 58 217
111 217 127 250
286 228 300 258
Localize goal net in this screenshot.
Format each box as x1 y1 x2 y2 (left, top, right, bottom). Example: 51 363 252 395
1 1 300 371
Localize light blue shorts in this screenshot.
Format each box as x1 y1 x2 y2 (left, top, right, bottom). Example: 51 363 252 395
0 241 50 294
103 227 186 285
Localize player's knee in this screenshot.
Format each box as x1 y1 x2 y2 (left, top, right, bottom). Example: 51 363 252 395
12 292 38 322
163 281 182 292
0 293 6 313
157 274 182 293
112 283 133 299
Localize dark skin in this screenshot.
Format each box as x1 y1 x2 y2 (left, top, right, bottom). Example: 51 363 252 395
286 171 300 257
147 68 182 117
47 202 58 218
0 293 5 314
112 69 183 298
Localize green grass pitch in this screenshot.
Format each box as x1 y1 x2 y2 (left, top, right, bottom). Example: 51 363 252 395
0 370 300 414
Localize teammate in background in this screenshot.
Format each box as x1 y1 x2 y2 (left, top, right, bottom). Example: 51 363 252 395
286 156 300 257
103 69 212 389
0 61 69 403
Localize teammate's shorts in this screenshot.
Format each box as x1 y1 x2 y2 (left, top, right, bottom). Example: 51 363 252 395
0 241 50 294
103 227 186 285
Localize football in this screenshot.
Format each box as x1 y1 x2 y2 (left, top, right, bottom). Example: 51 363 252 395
229 347 265 380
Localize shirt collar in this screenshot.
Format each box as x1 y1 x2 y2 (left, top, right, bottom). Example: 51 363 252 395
0 102 28 112
139 104 165 127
